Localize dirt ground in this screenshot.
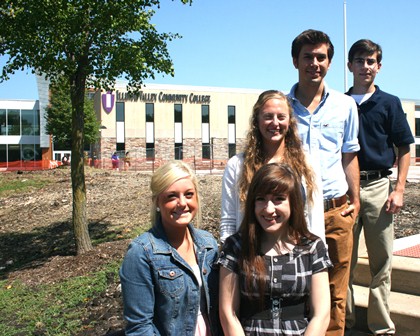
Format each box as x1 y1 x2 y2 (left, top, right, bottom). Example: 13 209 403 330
0 167 419 335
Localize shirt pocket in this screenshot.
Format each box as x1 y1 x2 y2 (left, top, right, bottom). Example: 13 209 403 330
320 121 344 151
157 267 185 297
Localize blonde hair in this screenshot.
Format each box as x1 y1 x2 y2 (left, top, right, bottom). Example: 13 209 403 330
239 90 315 204
150 161 201 227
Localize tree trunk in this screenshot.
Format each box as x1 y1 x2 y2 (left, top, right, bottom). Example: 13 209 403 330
70 70 93 254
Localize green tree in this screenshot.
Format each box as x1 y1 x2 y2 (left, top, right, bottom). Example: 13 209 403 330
0 0 191 254
46 77 100 150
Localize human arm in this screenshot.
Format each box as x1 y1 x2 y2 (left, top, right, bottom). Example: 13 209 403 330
220 155 242 243
386 145 411 214
219 266 245 336
341 152 360 218
304 270 330 336
119 242 160 335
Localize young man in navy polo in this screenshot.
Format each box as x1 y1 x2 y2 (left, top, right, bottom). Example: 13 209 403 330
345 39 414 336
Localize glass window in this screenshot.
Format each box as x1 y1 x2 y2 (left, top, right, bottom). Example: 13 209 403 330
0 109 6 135
175 143 183 160
202 105 209 123
174 104 182 123
146 103 154 122
146 143 155 159
116 102 125 122
416 145 420 161
202 143 211 159
116 143 125 151
228 106 236 124
7 109 20 135
415 118 420 137
21 109 36 135
228 143 236 158
0 144 6 162
8 144 20 162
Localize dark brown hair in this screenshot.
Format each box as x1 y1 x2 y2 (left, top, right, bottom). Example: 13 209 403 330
291 29 334 61
348 39 382 63
239 162 314 302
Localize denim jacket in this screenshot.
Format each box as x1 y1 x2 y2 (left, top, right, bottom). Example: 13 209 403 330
120 220 221 335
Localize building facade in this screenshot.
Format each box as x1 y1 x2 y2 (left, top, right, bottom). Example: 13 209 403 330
1 81 419 169
93 83 263 166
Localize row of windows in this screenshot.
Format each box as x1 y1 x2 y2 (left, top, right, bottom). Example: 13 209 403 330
115 103 237 160
0 144 41 162
0 109 40 136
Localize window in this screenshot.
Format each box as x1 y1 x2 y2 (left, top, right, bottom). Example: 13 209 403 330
174 104 183 159
7 109 20 135
146 103 155 159
146 103 154 122
174 104 182 123
416 118 420 137
202 105 209 123
228 144 236 158
0 144 6 162
228 106 236 158
0 109 6 135
21 109 39 135
175 143 183 160
416 145 420 163
202 105 210 159
228 106 236 124
146 143 155 159
116 102 125 122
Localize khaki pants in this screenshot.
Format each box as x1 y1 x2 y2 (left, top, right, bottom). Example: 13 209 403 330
347 177 395 335
325 203 355 336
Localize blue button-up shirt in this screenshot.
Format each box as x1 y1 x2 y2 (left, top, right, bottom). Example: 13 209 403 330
288 83 360 199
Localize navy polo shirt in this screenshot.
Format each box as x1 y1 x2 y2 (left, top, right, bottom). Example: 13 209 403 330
346 86 414 171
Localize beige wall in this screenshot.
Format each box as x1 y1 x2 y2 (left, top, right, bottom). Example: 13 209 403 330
94 83 418 164
95 84 262 161
402 100 416 164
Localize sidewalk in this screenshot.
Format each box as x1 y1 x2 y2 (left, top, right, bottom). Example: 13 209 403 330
390 164 420 182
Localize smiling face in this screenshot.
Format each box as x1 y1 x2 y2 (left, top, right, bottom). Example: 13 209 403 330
257 98 290 147
254 193 291 235
348 51 381 88
293 43 331 86
157 177 198 229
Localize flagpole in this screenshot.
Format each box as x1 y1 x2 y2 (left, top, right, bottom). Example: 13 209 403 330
344 0 348 91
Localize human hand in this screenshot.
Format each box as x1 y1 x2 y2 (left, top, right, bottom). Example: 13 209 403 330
386 190 404 214
341 200 360 219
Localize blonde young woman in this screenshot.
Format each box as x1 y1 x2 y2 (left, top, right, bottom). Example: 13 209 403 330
120 161 220 335
220 90 324 243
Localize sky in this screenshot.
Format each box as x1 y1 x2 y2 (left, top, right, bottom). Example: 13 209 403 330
1 0 419 100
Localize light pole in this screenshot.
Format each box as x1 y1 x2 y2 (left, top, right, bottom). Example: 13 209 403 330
344 0 348 92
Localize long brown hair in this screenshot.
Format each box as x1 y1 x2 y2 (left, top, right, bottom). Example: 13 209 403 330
240 162 314 301
239 90 315 204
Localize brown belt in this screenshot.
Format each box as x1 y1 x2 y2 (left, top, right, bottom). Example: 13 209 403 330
324 195 347 212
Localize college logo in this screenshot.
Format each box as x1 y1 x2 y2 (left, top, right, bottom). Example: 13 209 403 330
102 91 115 114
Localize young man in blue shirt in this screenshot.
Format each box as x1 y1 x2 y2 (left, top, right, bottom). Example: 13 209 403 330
345 39 414 336
288 29 360 336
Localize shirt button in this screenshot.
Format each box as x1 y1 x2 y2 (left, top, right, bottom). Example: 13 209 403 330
273 278 278 283
274 258 278 262
169 271 175 277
